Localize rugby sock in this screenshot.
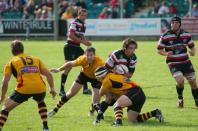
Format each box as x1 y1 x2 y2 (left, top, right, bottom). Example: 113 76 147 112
176 85 184 99
83 83 88 91
191 88 198 106
114 106 123 124
96 101 109 121
38 102 48 130
99 101 109 113
53 95 69 112
93 103 100 112
0 110 9 129
90 103 100 113
60 74 67 92
137 110 156 122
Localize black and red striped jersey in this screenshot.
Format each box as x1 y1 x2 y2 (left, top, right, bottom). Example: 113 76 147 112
105 50 137 74
67 18 86 46
157 29 195 67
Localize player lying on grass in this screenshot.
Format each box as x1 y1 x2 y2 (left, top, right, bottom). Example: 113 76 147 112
98 38 138 120
94 66 164 126
48 47 104 117
0 40 57 131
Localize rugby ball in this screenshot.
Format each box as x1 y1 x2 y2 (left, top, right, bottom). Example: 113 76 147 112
113 64 129 75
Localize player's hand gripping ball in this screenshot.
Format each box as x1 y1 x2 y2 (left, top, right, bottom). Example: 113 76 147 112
113 64 129 75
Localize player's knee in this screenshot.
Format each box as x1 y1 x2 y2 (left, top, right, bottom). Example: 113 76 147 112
176 79 184 87
2 106 12 112
2 100 17 112
113 100 122 108
128 117 137 123
189 80 198 89
186 73 196 82
65 92 73 99
66 89 77 99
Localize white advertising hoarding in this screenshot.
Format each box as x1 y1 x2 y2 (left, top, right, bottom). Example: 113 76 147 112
129 18 161 35
0 22 3 34
67 18 161 36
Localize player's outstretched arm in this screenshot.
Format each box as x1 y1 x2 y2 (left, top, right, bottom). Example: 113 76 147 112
41 68 56 99
0 74 11 104
50 61 75 73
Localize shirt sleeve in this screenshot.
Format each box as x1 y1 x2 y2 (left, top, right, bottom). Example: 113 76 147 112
105 52 118 69
157 36 166 50
39 59 46 70
128 55 137 73
69 21 77 33
73 55 84 66
3 62 12 75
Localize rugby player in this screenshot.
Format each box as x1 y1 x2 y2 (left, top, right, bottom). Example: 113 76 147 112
94 66 164 125
0 40 56 131
97 38 138 121
157 16 198 108
60 8 92 96
48 47 104 117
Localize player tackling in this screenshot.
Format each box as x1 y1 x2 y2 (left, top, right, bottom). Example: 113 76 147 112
94 66 164 126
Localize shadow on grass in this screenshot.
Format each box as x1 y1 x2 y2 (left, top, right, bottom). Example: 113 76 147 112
129 120 198 128
146 96 175 100
102 116 198 128
144 83 189 89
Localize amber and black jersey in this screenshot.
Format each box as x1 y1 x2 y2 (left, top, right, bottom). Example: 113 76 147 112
101 73 139 96
3 53 46 94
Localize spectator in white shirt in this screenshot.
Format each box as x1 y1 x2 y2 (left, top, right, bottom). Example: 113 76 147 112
158 1 169 16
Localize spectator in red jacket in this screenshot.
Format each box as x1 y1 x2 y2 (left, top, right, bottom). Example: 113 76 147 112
99 7 108 19
109 0 118 8
169 2 176 14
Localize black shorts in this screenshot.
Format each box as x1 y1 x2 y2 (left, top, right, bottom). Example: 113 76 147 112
125 87 146 113
9 91 46 103
169 62 195 76
75 72 101 89
64 43 84 61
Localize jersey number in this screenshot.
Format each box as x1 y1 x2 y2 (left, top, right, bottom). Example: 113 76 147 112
20 56 33 66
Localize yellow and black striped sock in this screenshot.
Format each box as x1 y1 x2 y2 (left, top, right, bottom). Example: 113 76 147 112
137 110 156 122
38 102 48 130
100 101 109 113
114 106 123 124
54 95 69 112
0 110 9 129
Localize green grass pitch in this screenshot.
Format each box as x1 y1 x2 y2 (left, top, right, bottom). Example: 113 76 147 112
0 40 198 131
